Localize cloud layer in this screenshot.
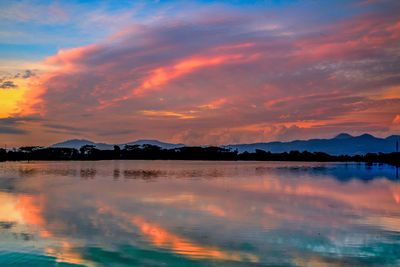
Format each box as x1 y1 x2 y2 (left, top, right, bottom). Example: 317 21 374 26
2 0 400 145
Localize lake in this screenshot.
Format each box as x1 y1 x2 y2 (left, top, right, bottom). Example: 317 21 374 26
0 160 399 266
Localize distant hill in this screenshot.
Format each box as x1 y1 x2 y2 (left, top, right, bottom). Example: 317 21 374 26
223 133 400 155
51 139 113 150
51 133 399 155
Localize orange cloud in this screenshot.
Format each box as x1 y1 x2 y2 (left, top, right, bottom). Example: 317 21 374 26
198 98 227 110
140 110 197 119
45 44 99 70
392 114 400 130
393 114 400 123
134 54 243 96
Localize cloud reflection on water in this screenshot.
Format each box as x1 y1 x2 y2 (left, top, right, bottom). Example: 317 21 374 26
0 161 399 266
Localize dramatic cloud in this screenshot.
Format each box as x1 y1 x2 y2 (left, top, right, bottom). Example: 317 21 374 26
2 0 400 145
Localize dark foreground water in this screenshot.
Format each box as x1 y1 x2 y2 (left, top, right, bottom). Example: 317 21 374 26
0 160 399 266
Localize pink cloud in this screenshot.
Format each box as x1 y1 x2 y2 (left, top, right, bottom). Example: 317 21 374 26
293 14 400 63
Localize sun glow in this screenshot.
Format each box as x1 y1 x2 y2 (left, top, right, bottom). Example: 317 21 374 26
0 89 25 118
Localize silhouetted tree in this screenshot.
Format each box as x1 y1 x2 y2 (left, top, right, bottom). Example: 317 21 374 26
80 145 95 155
0 144 397 166
0 148 6 161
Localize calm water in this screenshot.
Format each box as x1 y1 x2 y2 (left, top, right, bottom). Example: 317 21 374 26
0 160 399 266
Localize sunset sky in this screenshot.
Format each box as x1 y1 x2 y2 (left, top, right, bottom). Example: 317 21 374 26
0 0 399 147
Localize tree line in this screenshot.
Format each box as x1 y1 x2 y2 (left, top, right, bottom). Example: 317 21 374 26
0 145 399 166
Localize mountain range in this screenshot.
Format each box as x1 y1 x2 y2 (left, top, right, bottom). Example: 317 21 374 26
51 133 400 155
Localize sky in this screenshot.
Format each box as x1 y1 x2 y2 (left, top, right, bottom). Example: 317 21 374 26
0 0 399 147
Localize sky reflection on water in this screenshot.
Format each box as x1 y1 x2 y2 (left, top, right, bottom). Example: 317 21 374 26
0 161 399 266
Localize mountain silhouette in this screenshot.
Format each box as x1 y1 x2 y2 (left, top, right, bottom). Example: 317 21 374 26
223 133 400 155
51 133 400 155
333 133 353 139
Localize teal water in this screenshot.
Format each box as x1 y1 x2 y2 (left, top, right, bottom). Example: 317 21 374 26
0 160 399 266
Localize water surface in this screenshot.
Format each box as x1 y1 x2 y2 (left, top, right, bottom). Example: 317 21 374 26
0 160 399 266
